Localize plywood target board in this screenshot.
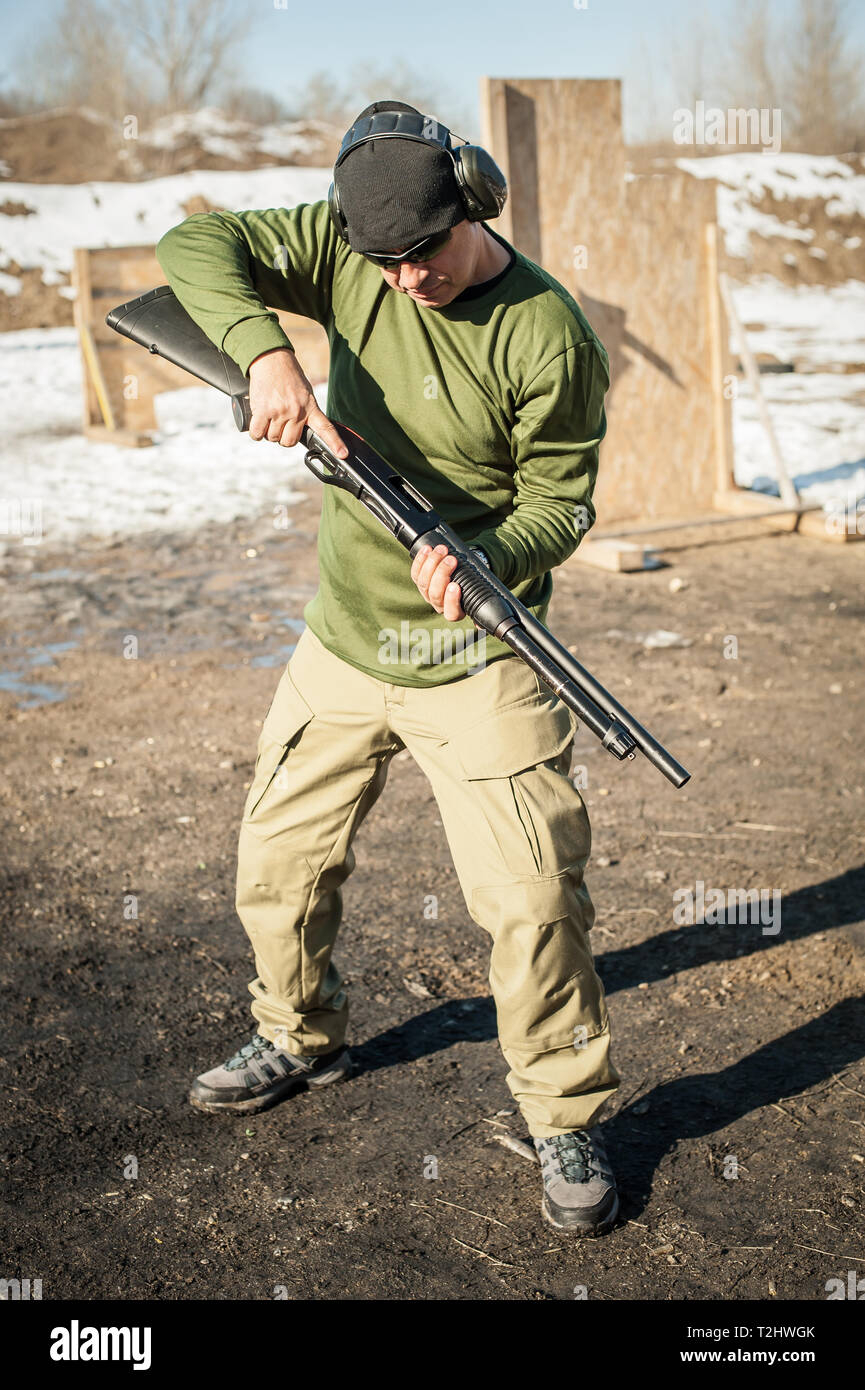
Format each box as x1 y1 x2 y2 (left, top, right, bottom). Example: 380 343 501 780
480 76 735 527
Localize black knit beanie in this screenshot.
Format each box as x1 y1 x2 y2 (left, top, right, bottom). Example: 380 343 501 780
334 99 465 254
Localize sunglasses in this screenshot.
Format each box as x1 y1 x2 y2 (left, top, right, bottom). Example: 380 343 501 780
362 226 453 270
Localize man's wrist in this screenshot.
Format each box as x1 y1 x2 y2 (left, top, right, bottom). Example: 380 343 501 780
224 319 294 376
249 345 296 369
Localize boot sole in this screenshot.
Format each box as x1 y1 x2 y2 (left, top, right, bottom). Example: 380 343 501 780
541 1189 620 1237
188 1052 353 1115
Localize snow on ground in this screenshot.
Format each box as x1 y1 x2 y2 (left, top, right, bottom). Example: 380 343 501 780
0 166 332 284
730 277 865 368
140 108 337 163
676 152 865 260
726 277 865 512
0 274 862 548
0 325 316 551
0 151 862 544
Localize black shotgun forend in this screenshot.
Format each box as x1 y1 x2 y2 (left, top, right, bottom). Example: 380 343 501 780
107 285 691 788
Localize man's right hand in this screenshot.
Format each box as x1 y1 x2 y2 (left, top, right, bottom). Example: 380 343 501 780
247 347 348 458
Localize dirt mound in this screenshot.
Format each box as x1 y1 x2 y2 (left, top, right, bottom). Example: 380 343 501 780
0 263 73 331
0 104 344 331
0 108 125 183
629 149 865 288
736 188 865 287
0 105 342 184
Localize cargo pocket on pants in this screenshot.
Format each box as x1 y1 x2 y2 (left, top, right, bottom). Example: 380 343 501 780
242 672 315 826
449 694 579 878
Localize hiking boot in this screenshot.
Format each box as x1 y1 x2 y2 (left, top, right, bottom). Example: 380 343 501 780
534 1127 619 1235
189 1032 353 1114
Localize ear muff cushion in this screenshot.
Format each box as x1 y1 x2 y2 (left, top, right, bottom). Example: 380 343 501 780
453 146 508 221
328 180 349 240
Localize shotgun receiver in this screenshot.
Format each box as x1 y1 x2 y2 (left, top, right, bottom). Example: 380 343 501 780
106 285 690 788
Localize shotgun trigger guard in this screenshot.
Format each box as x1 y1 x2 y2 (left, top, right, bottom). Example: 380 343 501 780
303 447 356 494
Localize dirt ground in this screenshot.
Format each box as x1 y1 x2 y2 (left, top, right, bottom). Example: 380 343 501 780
1 493 864 1302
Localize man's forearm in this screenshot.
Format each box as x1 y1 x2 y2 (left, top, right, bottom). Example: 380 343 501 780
469 482 597 589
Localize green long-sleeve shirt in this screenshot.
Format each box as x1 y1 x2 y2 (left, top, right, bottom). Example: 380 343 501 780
156 199 609 685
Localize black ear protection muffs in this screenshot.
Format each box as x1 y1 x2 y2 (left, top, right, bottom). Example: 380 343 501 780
327 109 507 244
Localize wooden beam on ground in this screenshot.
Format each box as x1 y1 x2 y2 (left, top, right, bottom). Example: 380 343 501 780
797 509 865 543
712 487 801 533
571 538 660 571
83 423 154 448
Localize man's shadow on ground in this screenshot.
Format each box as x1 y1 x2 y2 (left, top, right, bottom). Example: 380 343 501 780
605 994 863 1216
352 863 865 1211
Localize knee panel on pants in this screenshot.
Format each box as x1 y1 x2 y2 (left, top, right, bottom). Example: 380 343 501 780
472 869 607 1052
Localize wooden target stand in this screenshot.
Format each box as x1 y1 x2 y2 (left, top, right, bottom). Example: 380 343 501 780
478 77 861 566
72 241 330 447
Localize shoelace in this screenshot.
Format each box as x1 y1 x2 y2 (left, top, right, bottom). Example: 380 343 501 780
543 1130 606 1183
225 1033 275 1071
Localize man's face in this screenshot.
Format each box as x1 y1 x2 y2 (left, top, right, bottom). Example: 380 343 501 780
374 218 476 308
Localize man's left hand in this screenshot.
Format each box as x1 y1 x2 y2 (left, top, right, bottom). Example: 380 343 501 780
411 544 465 621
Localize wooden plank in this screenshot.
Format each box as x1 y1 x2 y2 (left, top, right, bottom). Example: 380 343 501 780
705 223 735 494
719 271 799 509
78 320 116 429
480 77 515 246
479 80 721 525
76 243 333 441
571 538 659 572
72 247 100 431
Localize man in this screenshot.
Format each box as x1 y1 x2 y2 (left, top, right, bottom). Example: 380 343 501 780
156 99 620 1236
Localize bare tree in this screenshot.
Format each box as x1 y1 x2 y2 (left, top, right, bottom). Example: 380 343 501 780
666 9 726 115
0 80 46 118
636 0 864 154
17 0 257 121
284 72 350 127
718 0 863 150
16 0 145 119
116 0 256 114
289 60 474 141
785 0 863 150
720 0 781 113
217 86 292 126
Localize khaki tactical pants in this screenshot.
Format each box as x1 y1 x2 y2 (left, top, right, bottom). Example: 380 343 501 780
235 626 619 1137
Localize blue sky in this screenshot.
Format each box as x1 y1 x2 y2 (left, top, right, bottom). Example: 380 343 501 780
3 0 864 142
